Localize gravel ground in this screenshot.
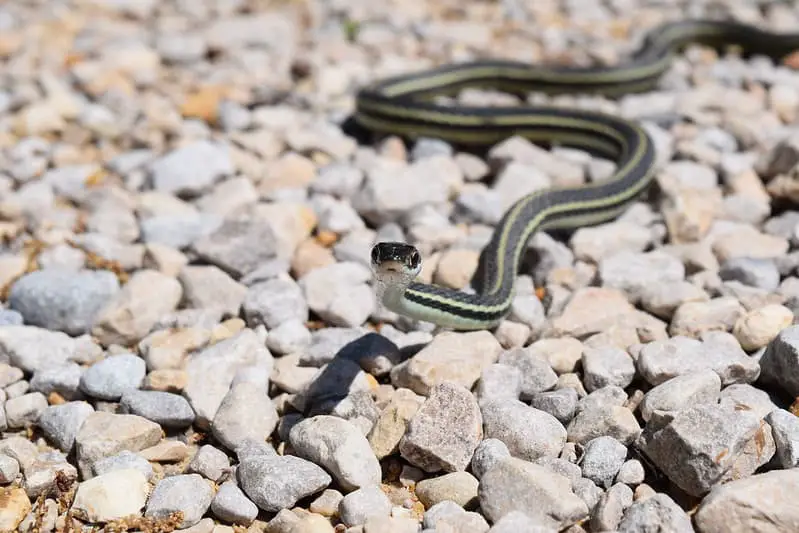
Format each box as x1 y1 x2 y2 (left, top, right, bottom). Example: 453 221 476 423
1 0 799 532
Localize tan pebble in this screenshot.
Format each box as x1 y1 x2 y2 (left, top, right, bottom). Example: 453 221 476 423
259 152 317 195
288 513 335 533
211 318 246 343
433 248 479 289
0 487 31 532
712 229 789 262
661 188 722 243
180 86 229 123
139 440 190 462
144 369 188 392
315 230 339 247
143 243 189 277
733 304 795 352
292 239 336 278
494 320 531 349
527 337 584 375
379 136 407 160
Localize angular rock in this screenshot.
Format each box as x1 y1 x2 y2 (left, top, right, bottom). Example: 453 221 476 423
237 454 331 512
399 381 483 473
479 458 589 530
290 415 381 491
481 399 566 462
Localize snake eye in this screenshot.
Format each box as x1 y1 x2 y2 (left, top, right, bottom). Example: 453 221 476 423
410 250 421 269
370 246 381 263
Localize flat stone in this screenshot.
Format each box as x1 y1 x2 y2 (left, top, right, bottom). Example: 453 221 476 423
71 468 149 522
639 369 721 422
338 485 392 526
415 471 479 509
637 332 760 387
237 454 331 512
79 352 146 401
693 469 799 533
478 457 588 530
120 390 196 428
390 331 502 396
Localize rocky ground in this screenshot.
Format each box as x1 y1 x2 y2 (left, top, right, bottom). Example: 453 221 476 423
1 0 799 532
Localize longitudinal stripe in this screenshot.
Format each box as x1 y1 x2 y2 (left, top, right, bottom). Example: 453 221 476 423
360 19 799 331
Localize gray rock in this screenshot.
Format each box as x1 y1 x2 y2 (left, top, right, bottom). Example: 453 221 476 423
573 477 604 514
339 485 393 526
120 390 196 428
497 348 558 400
765 408 799 468
79 352 146 401
302 327 371 366
150 140 233 197
617 493 694 533
719 257 780 291
0 309 23 326
184 328 273 428
488 510 560 533
718 383 777 420
638 403 775 497
7 269 119 335
479 457 589 530
92 450 154 481
336 332 403 378
190 216 279 279
639 369 721 422
210 481 258 526
29 362 83 400
212 382 278 452
0 453 20 484
187 444 231 483
534 457 582 485
575 385 627 415
590 483 634 532
582 346 636 392
470 438 511 480
580 436 628 489
599 250 685 304
758 325 799 397
74 412 162 478
530 388 578 425
476 364 522 403
637 332 760 387
309 390 379 436
242 278 309 329
145 474 215 528
139 213 223 250
567 404 641 446
290 415 381 491
0 326 101 374
481 398 566 462
178 265 247 317
5 392 48 428
399 381 483 473
616 459 645 486
237 453 331 512
37 401 95 453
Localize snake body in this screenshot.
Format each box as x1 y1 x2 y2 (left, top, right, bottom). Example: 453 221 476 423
360 19 799 330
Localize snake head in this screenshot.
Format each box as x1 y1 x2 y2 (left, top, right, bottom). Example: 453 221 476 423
370 242 422 281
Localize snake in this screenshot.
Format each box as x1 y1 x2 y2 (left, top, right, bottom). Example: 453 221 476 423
358 18 799 331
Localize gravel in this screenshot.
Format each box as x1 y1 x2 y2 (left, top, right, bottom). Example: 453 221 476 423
1 1 799 531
